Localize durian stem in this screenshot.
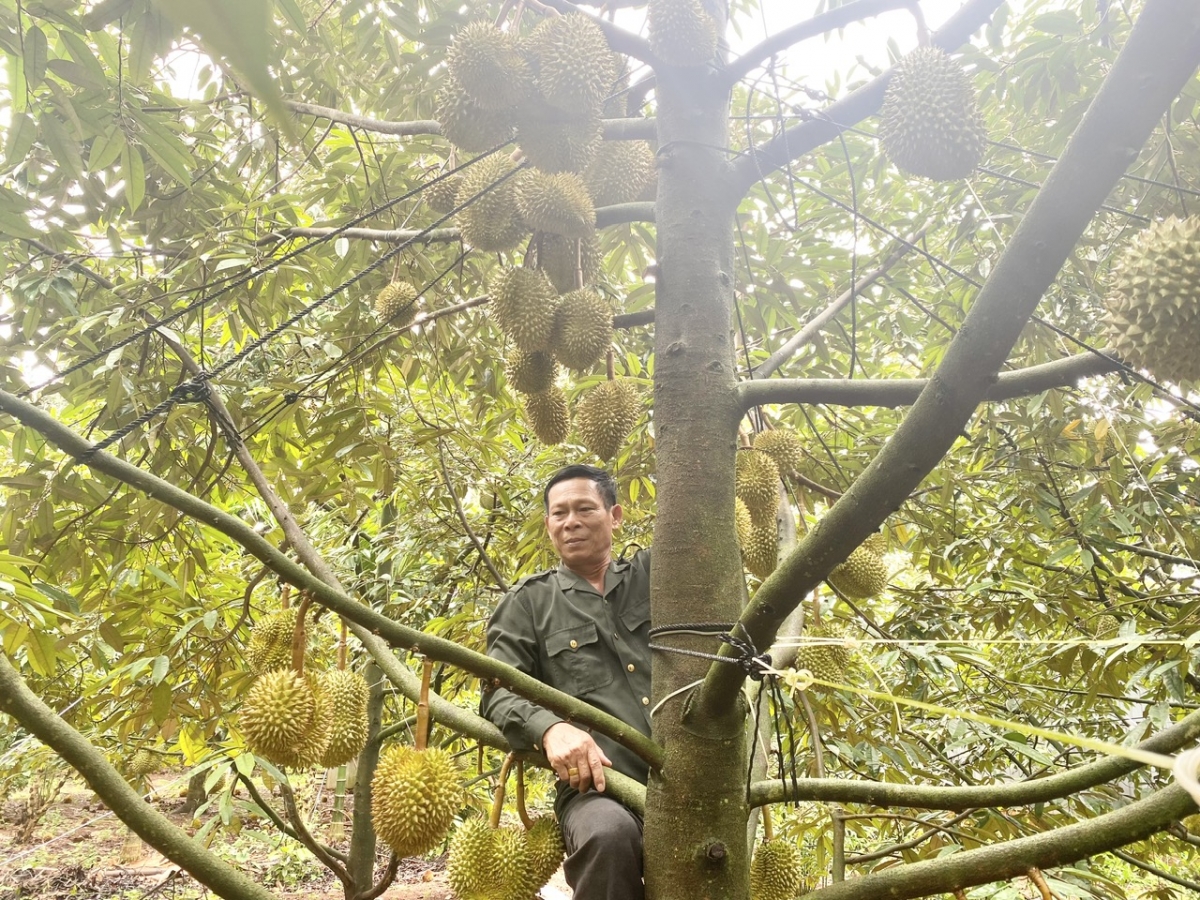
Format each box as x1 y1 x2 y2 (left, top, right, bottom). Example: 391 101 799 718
516 761 535 830
606 347 615 381
491 754 516 828
493 0 516 28
1027 867 1054 900
761 804 774 842
337 622 348 671
291 594 312 674
574 238 583 290
810 591 822 627
738 431 752 449
908 1 930 47
415 657 433 752
280 582 290 610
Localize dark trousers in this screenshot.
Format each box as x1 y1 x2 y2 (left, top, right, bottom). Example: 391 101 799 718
558 791 644 900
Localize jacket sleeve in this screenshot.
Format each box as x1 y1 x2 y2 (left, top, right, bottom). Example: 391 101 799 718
480 587 564 754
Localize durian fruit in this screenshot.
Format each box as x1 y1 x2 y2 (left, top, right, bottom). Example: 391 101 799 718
246 608 298 675
447 818 496 900
446 22 533 111
743 518 778 580
878 47 985 181
524 816 566 891
1183 813 1200 833
537 231 600 294
550 288 613 372
514 102 603 174
861 531 887 557
517 170 595 238
129 749 158 778
647 0 718 68
285 673 334 769
375 281 419 327
736 449 780 526
239 669 325 768
493 825 535 900
506 348 559 395
827 544 888 599
425 174 462 215
456 154 528 252
576 378 640 460
1102 216 1200 384
436 77 515 153
317 669 370 768
601 53 630 118
583 141 656 207
490 266 558 352
531 14 617 114
753 429 803 477
734 497 753 549
750 838 803 900
371 744 462 857
1091 614 1120 638
794 624 850 684
523 387 571 445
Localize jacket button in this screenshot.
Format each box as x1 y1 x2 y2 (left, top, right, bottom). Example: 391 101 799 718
569 640 578 649
641 697 650 706
627 664 635 672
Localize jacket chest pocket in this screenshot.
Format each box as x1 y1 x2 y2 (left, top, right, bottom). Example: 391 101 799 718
545 622 614 697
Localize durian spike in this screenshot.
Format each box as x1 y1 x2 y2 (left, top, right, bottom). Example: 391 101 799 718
291 593 311 673
337 621 348 671
415 656 433 752
762 804 775 842
516 761 535 830
491 753 517 828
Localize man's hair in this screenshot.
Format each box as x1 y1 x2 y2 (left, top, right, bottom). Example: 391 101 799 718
543 464 618 510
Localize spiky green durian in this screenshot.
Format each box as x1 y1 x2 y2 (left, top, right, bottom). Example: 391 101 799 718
647 0 718 67
129 749 158 778
550 288 612 372
524 387 571 445
525 817 566 891
1102 216 1200 384
317 669 370 768
734 497 753 550
436 77 515 153
794 624 850 684
742 518 778 580
448 818 496 900
753 429 803 477
506 348 559 395
239 669 322 768
246 608 298 675
371 745 461 857
532 14 616 113
736 449 780 525
827 544 888 599
517 170 595 238
447 22 534 111
861 531 887 557
536 231 601 293
515 101 603 173
750 839 804 900
425 174 462 215
491 266 559 352
1091 615 1120 638
576 378 639 460
583 141 656 208
878 47 985 181
375 281 419 326
456 155 527 252
601 53 630 118
491 826 533 900
281 673 334 770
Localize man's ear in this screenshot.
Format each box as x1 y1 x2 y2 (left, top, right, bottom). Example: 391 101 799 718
611 504 623 528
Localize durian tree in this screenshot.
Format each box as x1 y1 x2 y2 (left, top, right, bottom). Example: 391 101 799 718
1 1 1200 899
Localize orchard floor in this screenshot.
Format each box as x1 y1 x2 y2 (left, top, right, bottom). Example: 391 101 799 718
0 776 573 900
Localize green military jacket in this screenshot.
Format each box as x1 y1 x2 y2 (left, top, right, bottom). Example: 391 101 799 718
481 547 652 787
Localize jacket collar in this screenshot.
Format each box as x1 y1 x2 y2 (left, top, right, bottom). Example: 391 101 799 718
554 554 629 596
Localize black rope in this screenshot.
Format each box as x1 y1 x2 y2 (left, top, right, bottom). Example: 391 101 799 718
648 624 772 681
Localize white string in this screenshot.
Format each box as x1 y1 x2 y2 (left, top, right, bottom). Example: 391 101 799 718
770 636 1194 647
649 679 704 717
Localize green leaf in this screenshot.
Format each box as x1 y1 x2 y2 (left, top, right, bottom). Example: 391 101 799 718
151 654 169 685
23 25 47 88
88 125 126 172
121 144 146 212
151 680 172 723
5 112 37 169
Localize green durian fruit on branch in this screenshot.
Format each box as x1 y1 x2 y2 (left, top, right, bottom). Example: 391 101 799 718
583 141 656 207
878 46 985 181
550 289 613 372
750 838 804 900
456 155 528 252
436 76 515 153
239 669 331 769
491 267 559 352
735 449 780 526
742 517 778 580
537 231 600 294
524 387 572 445
793 624 850 685
648 0 718 67
531 14 617 113
374 281 419 327
517 170 595 238
446 22 534 111
827 543 888 599
317 668 370 768
576 378 640 460
246 607 297 674
506 348 559 395
753 429 803 477
371 744 462 857
1102 216 1200 385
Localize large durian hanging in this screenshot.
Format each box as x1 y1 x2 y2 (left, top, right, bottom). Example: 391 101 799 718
550 289 613 372
583 141 657 208
514 102 603 174
524 387 572 445
456 155 528 252
742 518 779 580
753 429 804 478
827 542 888 599
575 378 640 460
436 77 515 153
647 0 718 68
878 47 985 181
1102 216 1200 384
517 170 595 238
794 624 850 684
246 607 297 675
317 668 370 769
734 497 753 550
425 174 462 215
537 231 601 294
374 281 419 327
239 669 332 769
446 22 533 111
506 348 559 395
750 838 804 900
531 14 617 114
371 744 462 857
524 816 566 891
736 449 780 526
448 818 501 900
490 266 559 352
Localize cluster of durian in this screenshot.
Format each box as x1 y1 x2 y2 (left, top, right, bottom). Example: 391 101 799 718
878 47 986 181
447 815 565 900
827 532 888 599
735 429 803 579
371 744 463 856
1102 216 1200 385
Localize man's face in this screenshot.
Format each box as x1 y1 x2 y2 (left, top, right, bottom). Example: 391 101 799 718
545 478 623 571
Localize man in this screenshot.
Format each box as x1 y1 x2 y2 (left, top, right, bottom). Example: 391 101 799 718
482 464 651 900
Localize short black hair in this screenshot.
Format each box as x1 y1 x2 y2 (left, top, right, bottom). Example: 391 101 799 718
543 465 617 510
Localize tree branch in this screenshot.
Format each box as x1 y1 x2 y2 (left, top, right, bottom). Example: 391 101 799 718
803 785 1196 900
0 388 665 771
749 706 1200 811
437 439 509 591
0 655 280 900
725 0 917 87
278 781 353 890
728 0 1006 197
699 0 1200 717
738 353 1120 413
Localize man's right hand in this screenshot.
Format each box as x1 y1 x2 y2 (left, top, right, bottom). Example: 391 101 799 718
542 722 611 794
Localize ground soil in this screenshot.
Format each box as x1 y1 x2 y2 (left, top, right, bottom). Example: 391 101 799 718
0 776 572 900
